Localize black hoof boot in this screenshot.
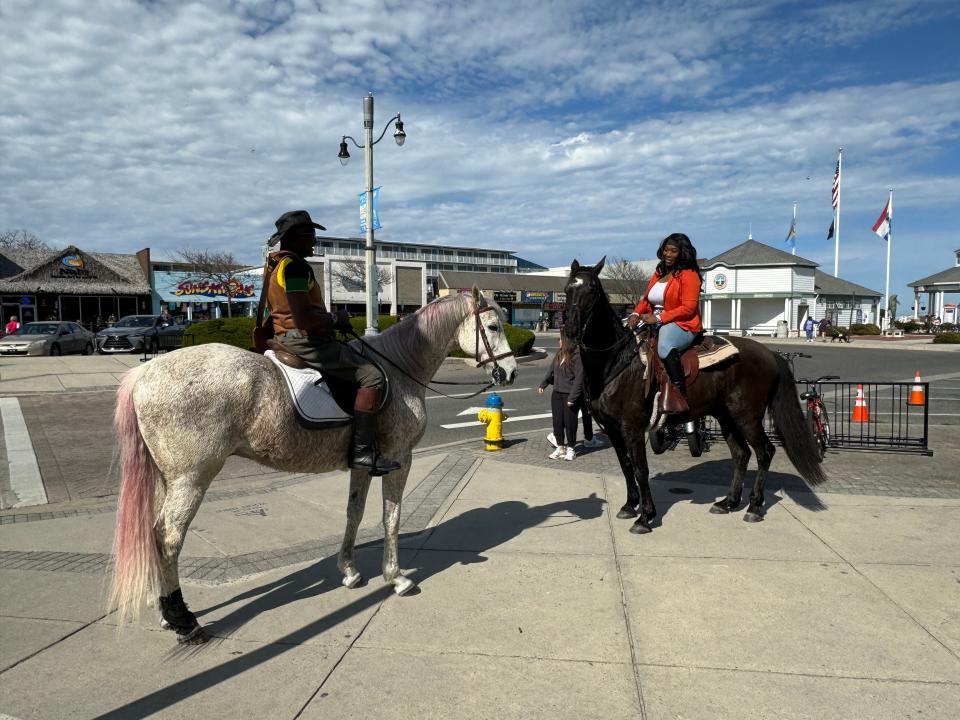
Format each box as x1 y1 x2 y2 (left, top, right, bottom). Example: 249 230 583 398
159 588 205 644
743 510 765 523
617 504 638 519
629 519 652 534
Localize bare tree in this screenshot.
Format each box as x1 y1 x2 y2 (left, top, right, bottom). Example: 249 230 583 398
601 256 651 306
329 258 394 294
0 229 53 253
175 248 249 318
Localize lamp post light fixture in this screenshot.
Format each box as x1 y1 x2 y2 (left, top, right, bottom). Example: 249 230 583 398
338 93 406 335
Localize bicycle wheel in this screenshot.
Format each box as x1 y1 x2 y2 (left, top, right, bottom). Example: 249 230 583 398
819 405 831 450
806 406 826 461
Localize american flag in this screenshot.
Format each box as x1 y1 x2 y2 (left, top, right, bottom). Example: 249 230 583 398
831 156 841 209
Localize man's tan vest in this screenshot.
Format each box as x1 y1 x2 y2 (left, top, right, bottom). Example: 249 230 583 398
266 251 327 335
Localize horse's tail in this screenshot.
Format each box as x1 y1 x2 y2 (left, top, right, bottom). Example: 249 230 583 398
109 368 162 623
769 353 827 486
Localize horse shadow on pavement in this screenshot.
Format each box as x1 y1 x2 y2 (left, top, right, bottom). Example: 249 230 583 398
640 458 827 529
94 494 606 719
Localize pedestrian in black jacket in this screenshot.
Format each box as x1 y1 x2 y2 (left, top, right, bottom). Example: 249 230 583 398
539 335 585 461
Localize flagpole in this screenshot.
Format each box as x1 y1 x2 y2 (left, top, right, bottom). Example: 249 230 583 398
883 188 893 331
834 148 842 277
792 202 797 255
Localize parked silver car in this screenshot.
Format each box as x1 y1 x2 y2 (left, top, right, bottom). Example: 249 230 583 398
0 322 96 356
96 314 169 354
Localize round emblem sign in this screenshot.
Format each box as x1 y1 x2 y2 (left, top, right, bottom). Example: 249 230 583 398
713 273 727 290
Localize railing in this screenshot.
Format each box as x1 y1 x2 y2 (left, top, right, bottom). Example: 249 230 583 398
141 333 195 362
702 381 931 455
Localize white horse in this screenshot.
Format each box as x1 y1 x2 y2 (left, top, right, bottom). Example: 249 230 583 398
109 289 517 643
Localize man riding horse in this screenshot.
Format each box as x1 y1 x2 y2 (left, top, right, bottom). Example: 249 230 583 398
264 210 400 476
626 232 703 413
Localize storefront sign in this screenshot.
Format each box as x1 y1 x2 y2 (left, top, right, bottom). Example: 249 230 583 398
153 270 262 303
492 291 517 303
520 291 550 303
545 302 565 311
550 292 566 304
50 253 97 279
174 278 256 299
713 273 728 290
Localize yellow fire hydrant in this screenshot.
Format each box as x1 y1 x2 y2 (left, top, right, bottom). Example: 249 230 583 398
477 393 507 451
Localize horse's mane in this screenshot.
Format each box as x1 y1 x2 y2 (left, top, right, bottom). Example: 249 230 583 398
360 293 503 380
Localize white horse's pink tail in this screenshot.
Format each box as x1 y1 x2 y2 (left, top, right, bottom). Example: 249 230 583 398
109 369 161 622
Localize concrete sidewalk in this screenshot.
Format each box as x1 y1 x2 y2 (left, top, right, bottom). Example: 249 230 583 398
1 437 958 719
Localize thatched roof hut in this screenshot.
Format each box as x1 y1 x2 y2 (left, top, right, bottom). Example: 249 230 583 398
0 245 151 295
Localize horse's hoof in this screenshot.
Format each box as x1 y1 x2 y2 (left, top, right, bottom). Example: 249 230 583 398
176 625 207 645
393 576 416 596
616 505 638 519
629 520 652 534
743 511 764 523
342 571 362 589
710 502 731 514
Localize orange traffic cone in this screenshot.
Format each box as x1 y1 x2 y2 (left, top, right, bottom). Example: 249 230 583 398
908 372 925 406
852 384 870 423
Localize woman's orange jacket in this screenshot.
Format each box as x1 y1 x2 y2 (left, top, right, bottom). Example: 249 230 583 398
633 268 703 334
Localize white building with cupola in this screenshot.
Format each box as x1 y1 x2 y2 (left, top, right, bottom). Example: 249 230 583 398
702 238 881 335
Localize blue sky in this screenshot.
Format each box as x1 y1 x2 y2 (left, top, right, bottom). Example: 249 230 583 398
1 0 959 309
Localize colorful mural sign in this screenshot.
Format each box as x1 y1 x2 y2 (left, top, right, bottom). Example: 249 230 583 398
174 278 256 298
520 291 550 303
153 270 261 303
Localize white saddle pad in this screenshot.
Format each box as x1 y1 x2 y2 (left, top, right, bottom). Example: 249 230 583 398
265 350 353 428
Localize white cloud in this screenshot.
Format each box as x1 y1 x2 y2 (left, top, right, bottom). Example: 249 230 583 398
0 0 957 304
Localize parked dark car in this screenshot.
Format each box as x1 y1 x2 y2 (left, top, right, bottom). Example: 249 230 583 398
0 322 96 356
96 315 190 354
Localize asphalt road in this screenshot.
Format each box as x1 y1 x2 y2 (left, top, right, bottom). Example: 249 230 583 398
4 336 958 505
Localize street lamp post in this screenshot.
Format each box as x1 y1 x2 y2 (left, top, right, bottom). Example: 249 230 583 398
338 93 406 336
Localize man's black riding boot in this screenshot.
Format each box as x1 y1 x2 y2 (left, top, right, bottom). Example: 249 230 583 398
662 349 690 413
349 388 401 476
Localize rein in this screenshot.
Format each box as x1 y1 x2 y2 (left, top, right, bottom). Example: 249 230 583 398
345 303 514 401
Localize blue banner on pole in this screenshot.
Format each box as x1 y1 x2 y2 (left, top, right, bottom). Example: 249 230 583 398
359 186 382 233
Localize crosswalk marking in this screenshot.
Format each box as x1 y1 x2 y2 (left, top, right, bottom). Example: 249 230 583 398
1 397 48 509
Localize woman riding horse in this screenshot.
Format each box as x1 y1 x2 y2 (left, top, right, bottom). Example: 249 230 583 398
626 233 703 413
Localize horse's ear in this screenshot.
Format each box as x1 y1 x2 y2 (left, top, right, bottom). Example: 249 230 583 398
594 256 606 275
471 284 484 306
570 259 580 276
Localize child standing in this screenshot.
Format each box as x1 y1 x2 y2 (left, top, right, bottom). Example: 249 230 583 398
538 335 584 461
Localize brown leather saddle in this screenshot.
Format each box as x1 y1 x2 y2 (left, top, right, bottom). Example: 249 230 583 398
644 334 738 404
267 338 308 369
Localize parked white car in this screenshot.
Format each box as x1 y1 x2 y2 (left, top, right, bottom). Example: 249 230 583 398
0 322 96 356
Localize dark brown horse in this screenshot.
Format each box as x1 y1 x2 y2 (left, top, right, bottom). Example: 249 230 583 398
564 258 826 534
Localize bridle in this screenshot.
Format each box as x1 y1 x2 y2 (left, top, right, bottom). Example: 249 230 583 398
347 298 515 397
568 272 633 355
473 304 515 385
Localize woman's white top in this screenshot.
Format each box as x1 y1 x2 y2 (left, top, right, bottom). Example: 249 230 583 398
647 278 669 308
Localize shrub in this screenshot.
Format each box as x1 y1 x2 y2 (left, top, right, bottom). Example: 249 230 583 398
825 325 847 337
188 316 256 350
850 323 880 335
933 332 960 344
895 320 921 334
940 322 958 333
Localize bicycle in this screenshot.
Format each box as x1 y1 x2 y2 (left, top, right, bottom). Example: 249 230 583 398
776 351 838 461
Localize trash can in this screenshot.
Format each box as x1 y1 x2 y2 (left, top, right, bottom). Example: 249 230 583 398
775 320 788 338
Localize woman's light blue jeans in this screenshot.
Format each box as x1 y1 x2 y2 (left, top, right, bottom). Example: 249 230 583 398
657 322 696 358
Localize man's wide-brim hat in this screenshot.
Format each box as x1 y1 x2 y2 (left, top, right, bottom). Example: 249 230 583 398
268 210 326 247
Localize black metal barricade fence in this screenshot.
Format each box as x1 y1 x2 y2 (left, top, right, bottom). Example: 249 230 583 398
703 381 932 455
141 333 195 361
